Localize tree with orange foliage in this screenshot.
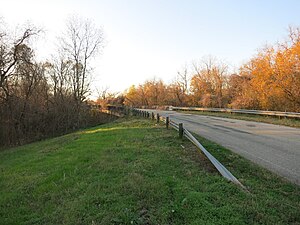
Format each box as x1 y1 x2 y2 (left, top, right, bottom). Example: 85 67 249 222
231 27 300 112
190 56 228 108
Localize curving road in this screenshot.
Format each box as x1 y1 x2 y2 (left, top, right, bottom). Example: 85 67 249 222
146 109 300 185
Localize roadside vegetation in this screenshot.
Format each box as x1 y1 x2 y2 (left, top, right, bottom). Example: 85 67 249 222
178 110 300 128
1 118 299 225
124 27 300 114
0 16 105 147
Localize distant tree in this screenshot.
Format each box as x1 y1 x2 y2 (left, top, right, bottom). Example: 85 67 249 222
228 73 259 109
167 66 190 106
124 85 148 107
143 78 167 106
59 16 104 103
96 87 124 109
176 65 189 95
124 79 167 107
58 16 104 126
190 56 228 108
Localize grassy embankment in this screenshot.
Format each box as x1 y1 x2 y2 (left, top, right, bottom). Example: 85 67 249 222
0 118 299 225
178 110 300 128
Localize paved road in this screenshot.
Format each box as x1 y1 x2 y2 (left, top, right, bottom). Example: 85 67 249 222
146 109 300 185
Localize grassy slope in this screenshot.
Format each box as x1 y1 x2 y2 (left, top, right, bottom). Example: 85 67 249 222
178 110 300 128
0 118 299 225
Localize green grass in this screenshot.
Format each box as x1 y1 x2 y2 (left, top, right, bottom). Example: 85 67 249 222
178 110 300 128
0 118 299 225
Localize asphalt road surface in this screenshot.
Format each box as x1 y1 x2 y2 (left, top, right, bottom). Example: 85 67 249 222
145 109 300 185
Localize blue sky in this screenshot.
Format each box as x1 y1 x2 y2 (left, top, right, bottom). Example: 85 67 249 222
1 0 300 96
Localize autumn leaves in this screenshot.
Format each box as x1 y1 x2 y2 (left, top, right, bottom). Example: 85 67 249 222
124 28 300 112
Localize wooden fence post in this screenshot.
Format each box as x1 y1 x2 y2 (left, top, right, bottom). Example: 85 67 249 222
156 113 160 123
179 123 183 139
166 117 169 129
151 112 155 120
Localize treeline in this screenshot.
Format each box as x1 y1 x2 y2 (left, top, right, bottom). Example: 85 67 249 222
0 18 113 147
125 27 300 112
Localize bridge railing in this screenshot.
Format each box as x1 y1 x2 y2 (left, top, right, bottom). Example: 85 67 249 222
170 107 300 119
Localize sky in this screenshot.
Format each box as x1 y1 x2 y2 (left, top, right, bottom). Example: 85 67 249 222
1 0 300 98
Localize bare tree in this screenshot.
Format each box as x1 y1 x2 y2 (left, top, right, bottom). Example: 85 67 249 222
0 18 112 147
60 16 104 103
96 86 110 100
176 65 189 94
0 27 39 89
168 65 190 106
56 16 104 127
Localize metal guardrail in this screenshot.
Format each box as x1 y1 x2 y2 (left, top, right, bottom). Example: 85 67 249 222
133 108 245 189
169 118 245 189
170 107 300 119
183 128 244 187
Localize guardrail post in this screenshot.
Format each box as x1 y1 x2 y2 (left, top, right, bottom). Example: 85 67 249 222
156 113 160 124
179 123 183 139
151 112 154 120
166 117 169 129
